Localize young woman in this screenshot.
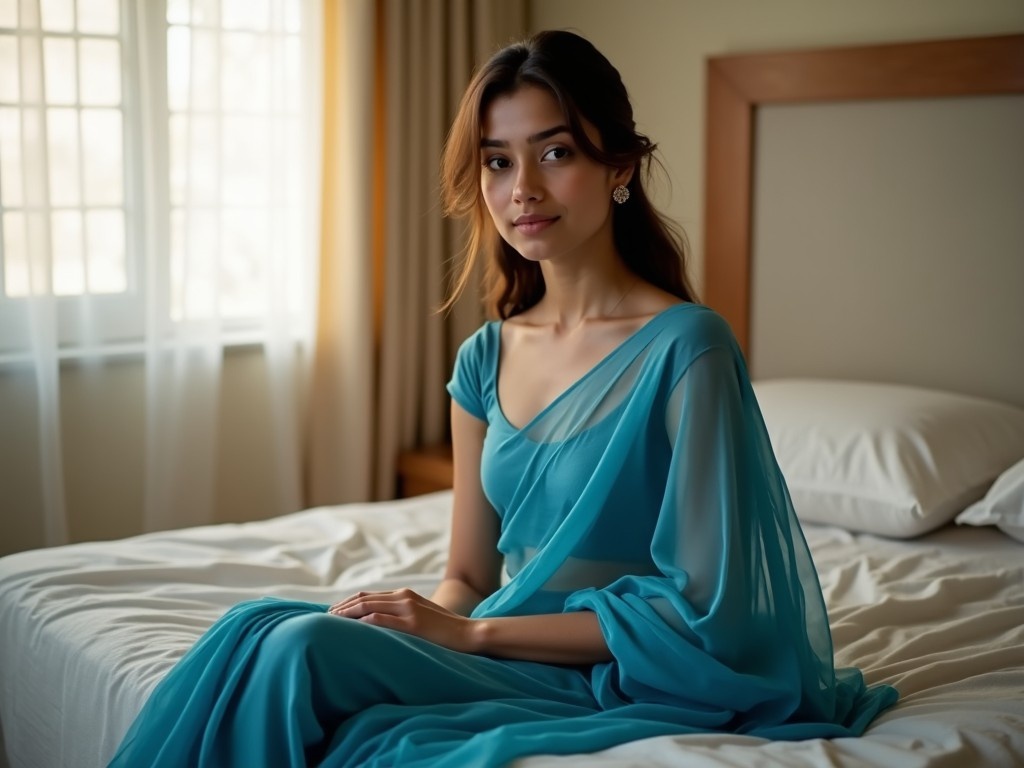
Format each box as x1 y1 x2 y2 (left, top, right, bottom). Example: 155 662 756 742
110 30 897 768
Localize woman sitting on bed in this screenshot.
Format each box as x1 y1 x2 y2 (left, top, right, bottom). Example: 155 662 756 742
109 30 896 768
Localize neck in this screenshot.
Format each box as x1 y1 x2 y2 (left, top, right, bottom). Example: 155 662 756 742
536 251 635 330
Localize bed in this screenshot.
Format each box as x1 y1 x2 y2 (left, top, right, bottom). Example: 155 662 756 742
1 491 1023 768
3 33 1024 768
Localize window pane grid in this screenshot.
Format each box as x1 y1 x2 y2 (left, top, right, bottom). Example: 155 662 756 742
0 35 124 109
0 3 127 299
166 0 309 323
2 0 315 339
167 7 221 320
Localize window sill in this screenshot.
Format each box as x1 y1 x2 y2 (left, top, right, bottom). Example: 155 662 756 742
0 331 301 368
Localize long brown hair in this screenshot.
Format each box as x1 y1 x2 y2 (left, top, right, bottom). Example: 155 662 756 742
440 30 697 319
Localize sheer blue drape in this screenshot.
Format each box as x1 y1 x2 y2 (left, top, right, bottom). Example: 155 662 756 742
110 304 895 767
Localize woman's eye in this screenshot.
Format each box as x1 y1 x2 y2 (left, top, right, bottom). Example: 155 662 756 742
542 146 570 161
484 156 510 171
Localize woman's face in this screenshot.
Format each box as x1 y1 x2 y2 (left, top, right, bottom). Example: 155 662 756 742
479 86 628 265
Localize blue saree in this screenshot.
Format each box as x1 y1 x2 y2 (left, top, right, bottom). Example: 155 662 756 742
109 303 896 767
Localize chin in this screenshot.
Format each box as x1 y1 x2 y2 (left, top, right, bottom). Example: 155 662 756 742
502 238 546 262
512 247 557 264
502 232 576 264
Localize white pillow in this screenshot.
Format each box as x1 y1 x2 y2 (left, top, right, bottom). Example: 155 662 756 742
955 458 1024 543
753 379 1024 538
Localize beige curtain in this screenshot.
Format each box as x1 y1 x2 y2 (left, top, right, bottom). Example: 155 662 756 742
309 1 526 505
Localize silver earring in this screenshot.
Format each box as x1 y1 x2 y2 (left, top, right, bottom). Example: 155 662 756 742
612 185 630 204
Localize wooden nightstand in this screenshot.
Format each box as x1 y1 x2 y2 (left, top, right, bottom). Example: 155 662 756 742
397 443 454 497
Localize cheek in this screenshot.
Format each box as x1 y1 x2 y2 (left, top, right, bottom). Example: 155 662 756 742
564 172 610 214
480 176 506 222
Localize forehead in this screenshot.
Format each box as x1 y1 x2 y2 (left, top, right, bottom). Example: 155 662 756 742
481 85 564 138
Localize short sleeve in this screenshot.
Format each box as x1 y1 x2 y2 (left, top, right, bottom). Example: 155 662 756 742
446 325 490 422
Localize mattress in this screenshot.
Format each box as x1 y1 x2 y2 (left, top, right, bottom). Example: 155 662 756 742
1 491 1022 768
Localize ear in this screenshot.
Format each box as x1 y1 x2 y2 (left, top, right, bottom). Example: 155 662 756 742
609 163 635 190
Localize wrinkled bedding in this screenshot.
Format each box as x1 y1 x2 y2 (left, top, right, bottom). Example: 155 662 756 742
1 491 1021 767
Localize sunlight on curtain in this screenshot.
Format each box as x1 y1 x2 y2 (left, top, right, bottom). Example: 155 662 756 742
307 0 375 505
137 0 322 531
308 0 526 505
0 0 321 544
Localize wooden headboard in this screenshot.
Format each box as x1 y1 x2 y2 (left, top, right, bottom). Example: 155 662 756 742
702 34 1024 406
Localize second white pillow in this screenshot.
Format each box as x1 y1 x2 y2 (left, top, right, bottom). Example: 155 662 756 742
753 379 1024 538
955 458 1024 543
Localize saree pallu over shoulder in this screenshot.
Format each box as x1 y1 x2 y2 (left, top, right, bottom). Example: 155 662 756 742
453 304 897 733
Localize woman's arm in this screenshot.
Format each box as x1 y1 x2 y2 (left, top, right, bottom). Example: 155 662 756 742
331 588 611 664
470 611 611 664
430 401 503 615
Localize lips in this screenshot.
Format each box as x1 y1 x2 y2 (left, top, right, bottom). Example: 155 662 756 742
512 214 559 235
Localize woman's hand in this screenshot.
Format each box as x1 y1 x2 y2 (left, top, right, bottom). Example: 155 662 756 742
330 588 613 664
328 588 477 653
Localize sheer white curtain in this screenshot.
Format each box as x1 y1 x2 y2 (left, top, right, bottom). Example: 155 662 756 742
0 0 321 546
135 0 321 531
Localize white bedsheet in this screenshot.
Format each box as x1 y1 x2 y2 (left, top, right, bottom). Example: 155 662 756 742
1 492 1022 768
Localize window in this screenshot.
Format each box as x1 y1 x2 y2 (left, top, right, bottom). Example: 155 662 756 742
0 0 319 352
0 0 126 299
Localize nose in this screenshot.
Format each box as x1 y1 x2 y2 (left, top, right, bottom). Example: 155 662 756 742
512 163 543 204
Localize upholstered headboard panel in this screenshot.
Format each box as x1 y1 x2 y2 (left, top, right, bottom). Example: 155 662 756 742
702 35 1024 407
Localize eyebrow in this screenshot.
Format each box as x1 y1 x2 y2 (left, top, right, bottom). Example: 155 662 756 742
480 125 570 149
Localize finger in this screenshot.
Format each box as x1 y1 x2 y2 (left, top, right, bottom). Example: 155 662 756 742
332 588 425 613
332 599 409 619
329 590 394 614
328 588 427 617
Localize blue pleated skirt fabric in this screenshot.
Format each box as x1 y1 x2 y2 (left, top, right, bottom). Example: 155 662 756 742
109 595 894 767
108 598 617 768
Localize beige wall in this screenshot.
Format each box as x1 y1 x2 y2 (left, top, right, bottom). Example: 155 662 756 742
528 0 1024 292
0 350 282 556
750 95 1024 405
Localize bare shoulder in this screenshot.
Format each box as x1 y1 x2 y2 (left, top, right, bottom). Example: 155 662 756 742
632 283 685 313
